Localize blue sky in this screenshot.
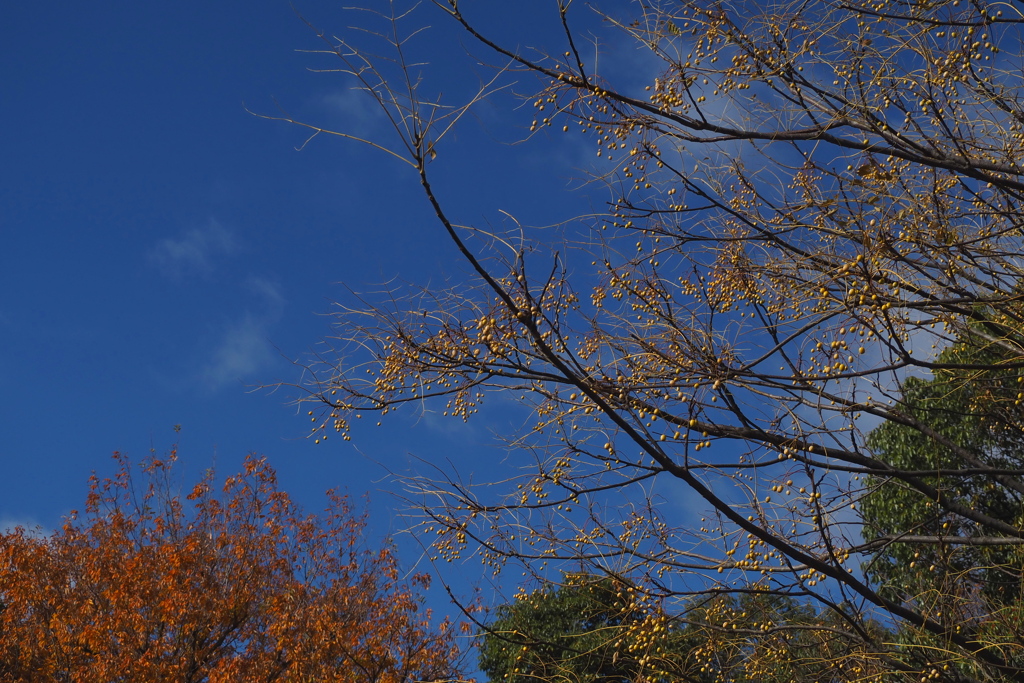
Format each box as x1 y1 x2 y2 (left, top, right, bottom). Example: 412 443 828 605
1 0 617 607
1 3 905 664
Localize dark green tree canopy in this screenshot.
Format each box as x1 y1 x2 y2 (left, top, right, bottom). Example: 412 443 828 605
479 575 891 683
860 335 1024 677
479 575 637 683
863 341 1024 605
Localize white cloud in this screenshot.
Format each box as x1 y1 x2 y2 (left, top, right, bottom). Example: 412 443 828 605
200 314 276 390
199 277 286 391
151 219 235 277
0 515 48 536
244 276 285 315
322 88 384 137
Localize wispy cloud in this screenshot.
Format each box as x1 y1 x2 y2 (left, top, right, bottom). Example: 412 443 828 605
200 314 275 390
199 277 285 390
151 219 235 277
0 515 48 536
322 88 384 137
243 276 285 315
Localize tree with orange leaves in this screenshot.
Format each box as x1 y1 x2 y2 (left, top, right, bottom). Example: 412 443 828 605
0 450 462 683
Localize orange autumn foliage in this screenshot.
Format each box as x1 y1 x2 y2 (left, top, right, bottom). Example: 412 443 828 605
0 451 462 683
